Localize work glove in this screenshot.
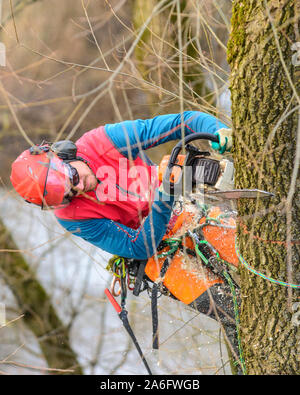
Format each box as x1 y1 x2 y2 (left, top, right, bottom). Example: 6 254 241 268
210 128 232 154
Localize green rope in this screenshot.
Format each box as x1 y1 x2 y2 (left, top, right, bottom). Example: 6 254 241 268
157 239 181 258
205 216 221 224
216 256 239 273
235 237 300 289
194 242 209 265
195 242 247 375
222 270 247 375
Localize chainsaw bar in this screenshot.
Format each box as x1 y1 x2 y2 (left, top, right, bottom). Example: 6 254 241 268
190 189 274 208
205 189 275 200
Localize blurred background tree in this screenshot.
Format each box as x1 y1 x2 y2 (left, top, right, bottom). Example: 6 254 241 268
0 0 232 174
0 217 83 374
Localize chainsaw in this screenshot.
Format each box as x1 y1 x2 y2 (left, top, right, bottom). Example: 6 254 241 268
160 132 274 204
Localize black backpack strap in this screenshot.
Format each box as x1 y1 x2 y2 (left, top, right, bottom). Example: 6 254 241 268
133 260 148 296
151 282 159 349
151 255 174 350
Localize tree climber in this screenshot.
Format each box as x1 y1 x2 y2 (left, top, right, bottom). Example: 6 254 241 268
10 112 240 367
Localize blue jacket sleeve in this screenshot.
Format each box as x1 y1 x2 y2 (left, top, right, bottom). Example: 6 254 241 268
56 191 174 260
104 111 228 159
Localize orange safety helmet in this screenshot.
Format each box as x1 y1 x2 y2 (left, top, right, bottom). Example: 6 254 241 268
10 144 76 209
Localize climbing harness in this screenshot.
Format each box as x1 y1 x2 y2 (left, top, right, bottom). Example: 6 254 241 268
105 207 247 375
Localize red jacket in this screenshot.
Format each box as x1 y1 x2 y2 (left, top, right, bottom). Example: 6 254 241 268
55 126 158 229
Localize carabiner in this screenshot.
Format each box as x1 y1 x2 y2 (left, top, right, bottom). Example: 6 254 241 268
113 257 126 278
110 275 122 297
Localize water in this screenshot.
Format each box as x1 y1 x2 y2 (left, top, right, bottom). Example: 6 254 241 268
0 189 231 375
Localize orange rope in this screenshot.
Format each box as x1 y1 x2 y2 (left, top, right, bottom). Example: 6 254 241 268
239 221 300 246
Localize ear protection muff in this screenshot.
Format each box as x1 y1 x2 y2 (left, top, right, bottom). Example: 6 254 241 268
29 140 78 163
50 140 78 163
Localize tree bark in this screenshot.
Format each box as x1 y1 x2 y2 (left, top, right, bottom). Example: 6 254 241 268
0 218 83 374
228 0 300 374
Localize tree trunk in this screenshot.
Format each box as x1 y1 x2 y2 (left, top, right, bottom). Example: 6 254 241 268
0 218 83 374
228 0 300 374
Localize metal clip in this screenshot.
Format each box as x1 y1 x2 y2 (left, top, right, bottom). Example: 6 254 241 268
110 276 122 297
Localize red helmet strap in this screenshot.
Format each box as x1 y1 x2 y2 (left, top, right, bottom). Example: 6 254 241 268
41 155 51 210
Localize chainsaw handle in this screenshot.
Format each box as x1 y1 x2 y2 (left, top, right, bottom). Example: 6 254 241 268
162 133 219 195
168 133 219 165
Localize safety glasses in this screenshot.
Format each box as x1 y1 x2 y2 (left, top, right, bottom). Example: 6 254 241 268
64 163 80 198
41 158 80 209
67 163 80 188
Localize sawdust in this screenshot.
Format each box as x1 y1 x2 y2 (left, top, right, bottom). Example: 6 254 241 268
171 199 202 237
168 199 235 282
177 248 219 282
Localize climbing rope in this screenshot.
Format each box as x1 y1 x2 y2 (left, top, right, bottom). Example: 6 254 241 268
187 205 246 373
156 238 181 258
194 239 247 375
235 237 300 289
221 269 247 375
195 203 300 289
